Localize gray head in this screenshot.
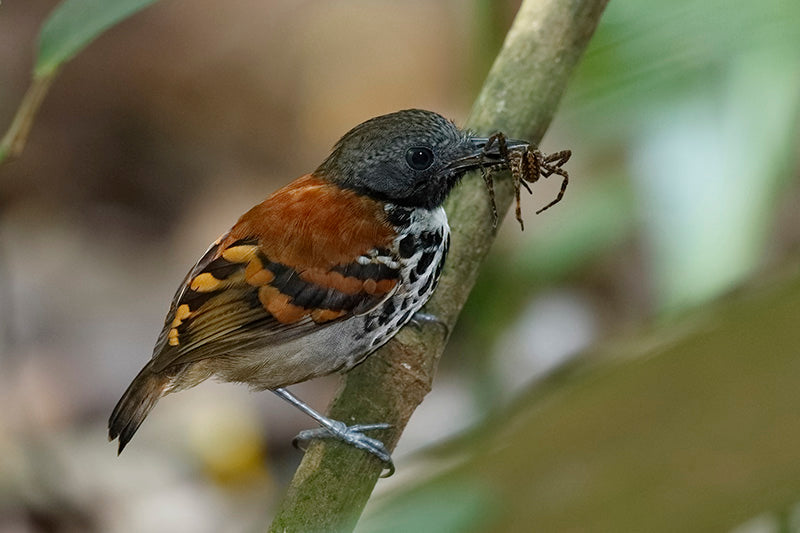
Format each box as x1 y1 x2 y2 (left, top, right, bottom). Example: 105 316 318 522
316 109 525 209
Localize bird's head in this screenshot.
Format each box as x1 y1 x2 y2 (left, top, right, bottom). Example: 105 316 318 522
316 109 526 210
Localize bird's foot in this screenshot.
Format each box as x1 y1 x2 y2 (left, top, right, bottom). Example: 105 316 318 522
410 311 449 337
293 421 395 477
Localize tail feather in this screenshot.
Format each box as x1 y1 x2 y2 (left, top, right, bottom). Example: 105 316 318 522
109 364 169 454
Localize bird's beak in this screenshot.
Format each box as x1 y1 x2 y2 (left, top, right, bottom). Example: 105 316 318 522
442 136 530 174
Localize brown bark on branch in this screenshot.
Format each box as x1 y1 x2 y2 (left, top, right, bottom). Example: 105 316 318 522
269 0 609 531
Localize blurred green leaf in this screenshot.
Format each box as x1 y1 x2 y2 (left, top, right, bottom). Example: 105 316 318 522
563 0 800 138
543 0 800 313
359 481 498 533
631 53 800 313
35 0 162 77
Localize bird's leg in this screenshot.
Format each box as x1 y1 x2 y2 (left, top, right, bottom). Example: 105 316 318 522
410 311 450 338
272 387 395 476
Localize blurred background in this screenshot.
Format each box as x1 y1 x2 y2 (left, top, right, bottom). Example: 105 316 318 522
1 0 799 532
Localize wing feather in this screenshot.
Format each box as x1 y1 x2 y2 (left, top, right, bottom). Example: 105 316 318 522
148 175 399 373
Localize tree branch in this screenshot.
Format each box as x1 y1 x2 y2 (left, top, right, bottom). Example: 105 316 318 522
269 0 609 530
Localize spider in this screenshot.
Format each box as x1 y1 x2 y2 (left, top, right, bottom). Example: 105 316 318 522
479 132 571 230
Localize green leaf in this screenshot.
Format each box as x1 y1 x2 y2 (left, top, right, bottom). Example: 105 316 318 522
35 0 162 77
359 481 498 533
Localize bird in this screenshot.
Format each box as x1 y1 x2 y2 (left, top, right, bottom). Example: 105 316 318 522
108 109 527 472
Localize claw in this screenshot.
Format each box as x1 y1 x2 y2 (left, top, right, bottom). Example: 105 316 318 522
293 421 395 476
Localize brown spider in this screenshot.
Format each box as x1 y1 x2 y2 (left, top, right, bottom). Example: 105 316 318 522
479 132 571 230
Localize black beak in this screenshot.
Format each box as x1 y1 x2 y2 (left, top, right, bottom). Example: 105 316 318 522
442 136 530 174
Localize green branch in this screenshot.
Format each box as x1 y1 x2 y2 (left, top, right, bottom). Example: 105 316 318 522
0 74 56 165
268 0 610 531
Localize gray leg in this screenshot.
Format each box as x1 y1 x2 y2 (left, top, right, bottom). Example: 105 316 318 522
272 387 395 476
411 311 450 337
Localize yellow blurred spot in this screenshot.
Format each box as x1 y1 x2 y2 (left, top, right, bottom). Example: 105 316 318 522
188 400 270 487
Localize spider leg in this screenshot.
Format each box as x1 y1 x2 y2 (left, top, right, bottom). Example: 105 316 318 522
514 169 524 230
544 149 572 166
482 168 498 227
536 167 569 214
539 150 572 178
495 132 509 161
479 133 508 228
482 133 498 154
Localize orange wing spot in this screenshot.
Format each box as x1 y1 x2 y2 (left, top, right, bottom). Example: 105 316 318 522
301 269 363 294
363 278 397 296
311 308 346 323
175 304 191 320
170 304 191 328
375 278 397 294
168 328 180 346
258 285 307 324
363 279 377 295
222 245 258 263
245 256 275 286
191 272 223 292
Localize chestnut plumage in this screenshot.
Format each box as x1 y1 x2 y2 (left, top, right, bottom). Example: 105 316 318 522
109 109 526 469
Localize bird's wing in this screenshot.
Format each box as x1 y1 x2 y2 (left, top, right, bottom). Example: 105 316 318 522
149 174 399 372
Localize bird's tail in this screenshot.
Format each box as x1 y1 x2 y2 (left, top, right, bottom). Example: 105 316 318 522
108 363 169 454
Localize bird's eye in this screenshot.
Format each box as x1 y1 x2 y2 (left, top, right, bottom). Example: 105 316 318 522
405 147 434 170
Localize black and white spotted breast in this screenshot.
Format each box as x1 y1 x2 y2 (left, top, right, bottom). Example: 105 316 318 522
361 205 451 351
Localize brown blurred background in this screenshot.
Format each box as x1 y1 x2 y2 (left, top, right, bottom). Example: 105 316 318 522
1 0 799 532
